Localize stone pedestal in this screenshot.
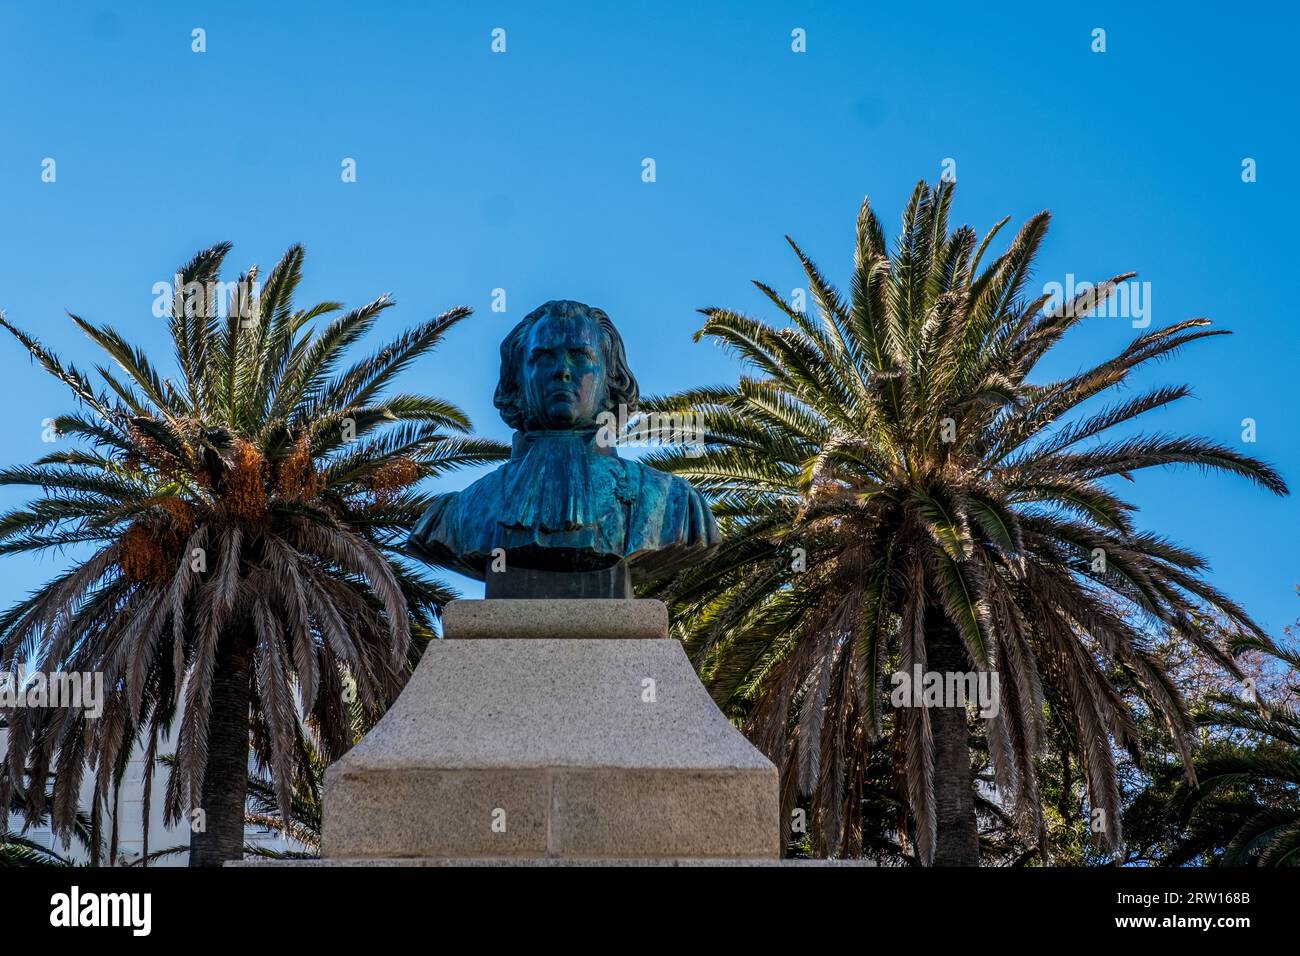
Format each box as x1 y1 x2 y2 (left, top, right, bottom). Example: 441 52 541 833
319 599 780 862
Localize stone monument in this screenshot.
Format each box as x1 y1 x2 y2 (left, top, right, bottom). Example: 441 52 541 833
316 300 780 863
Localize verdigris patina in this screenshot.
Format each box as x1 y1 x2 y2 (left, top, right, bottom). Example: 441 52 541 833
407 300 719 597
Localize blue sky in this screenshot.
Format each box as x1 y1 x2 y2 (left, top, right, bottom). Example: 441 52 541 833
0 2 1296 631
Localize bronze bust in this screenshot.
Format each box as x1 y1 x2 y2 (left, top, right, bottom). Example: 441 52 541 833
407 300 719 597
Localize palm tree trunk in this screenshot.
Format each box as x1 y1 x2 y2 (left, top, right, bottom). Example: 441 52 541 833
89 791 102 867
109 773 120 867
924 605 979 866
188 628 254 867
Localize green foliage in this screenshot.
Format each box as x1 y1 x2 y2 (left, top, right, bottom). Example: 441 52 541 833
644 180 1288 862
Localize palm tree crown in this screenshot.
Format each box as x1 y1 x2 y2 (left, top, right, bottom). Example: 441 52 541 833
645 180 1288 863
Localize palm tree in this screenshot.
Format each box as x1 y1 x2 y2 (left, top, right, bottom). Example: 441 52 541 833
2 742 97 867
1 799 89 866
133 745 326 865
643 180 1288 865
0 243 505 866
0 831 74 867
239 695 367 860
1165 652 1300 866
241 746 324 859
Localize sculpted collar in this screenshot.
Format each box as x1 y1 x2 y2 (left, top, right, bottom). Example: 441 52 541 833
510 428 618 459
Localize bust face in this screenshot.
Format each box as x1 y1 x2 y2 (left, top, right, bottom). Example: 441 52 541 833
521 310 608 429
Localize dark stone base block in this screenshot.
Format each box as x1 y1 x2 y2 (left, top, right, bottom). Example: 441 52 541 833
485 561 632 599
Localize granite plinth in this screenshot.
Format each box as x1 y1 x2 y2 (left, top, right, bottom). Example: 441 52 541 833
442 598 667 640
320 600 779 861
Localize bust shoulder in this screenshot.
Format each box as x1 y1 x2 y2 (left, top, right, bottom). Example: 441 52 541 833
611 455 694 497
613 456 719 551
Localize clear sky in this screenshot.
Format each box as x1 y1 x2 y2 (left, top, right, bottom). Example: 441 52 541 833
1 2 1295 631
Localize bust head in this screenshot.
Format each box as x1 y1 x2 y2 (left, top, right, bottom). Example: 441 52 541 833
493 300 639 431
